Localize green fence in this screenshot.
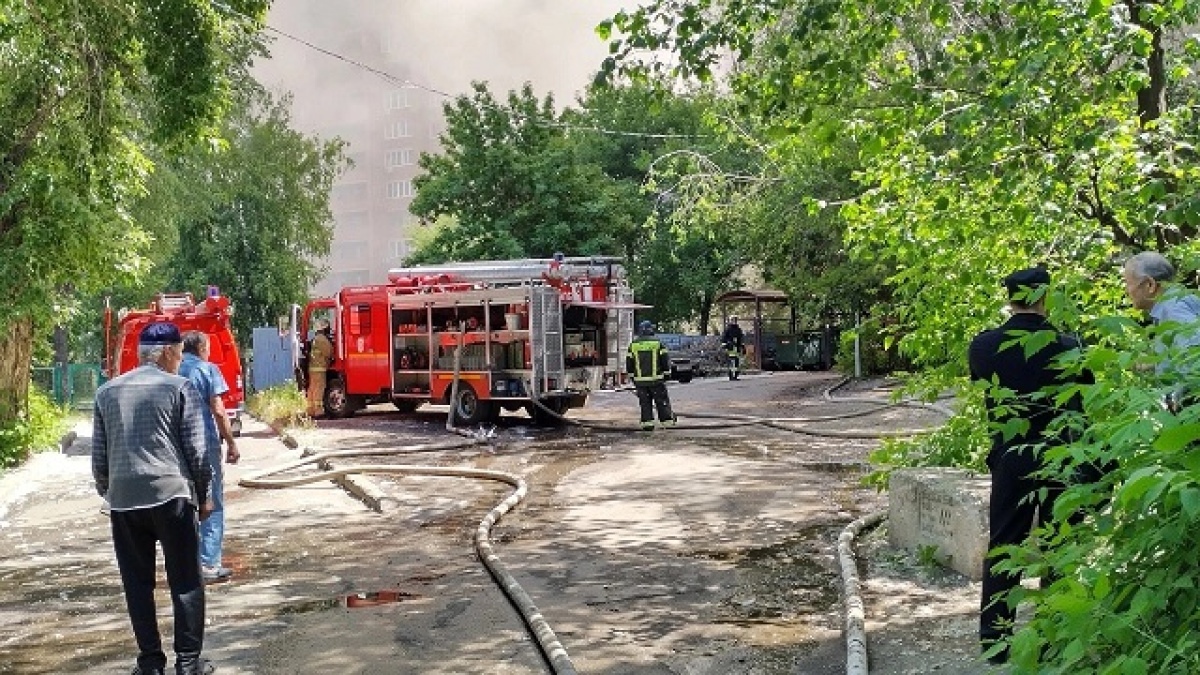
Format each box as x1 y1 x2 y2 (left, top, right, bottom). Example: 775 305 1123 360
31 364 106 410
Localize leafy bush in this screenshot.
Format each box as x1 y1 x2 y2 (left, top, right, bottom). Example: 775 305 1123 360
246 384 308 431
865 387 989 489
835 316 911 376
0 386 69 469
992 319 1200 673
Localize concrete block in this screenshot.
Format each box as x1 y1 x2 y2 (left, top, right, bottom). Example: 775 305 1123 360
888 467 990 580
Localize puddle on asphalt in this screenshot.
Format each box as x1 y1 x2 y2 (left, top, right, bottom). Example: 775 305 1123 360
692 526 842 623
344 589 417 608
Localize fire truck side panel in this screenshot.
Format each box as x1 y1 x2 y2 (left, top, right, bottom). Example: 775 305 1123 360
300 257 640 417
337 286 392 398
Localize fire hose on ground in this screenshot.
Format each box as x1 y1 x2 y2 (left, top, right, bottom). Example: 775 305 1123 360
242 362 950 675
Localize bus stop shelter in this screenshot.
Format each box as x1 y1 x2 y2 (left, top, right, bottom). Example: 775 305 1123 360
713 288 794 370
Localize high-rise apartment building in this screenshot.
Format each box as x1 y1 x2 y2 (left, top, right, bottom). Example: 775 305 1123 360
256 4 446 296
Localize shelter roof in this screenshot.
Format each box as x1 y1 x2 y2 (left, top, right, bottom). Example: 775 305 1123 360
714 288 790 304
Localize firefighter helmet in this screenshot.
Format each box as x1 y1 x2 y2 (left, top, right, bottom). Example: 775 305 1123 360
638 320 655 336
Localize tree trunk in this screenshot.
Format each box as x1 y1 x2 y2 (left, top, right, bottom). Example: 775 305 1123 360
1126 0 1167 127
0 317 34 426
699 289 713 336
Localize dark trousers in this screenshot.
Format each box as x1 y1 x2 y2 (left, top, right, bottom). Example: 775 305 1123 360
110 498 205 674
634 381 674 424
980 450 1063 647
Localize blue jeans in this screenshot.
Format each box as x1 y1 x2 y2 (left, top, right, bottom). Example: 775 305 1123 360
199 445 224 569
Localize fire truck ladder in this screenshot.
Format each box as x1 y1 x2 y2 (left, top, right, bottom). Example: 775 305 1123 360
528 286 565 396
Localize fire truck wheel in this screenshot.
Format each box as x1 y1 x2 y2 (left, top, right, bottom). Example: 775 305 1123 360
451 383 493 425
323 377 354 419
392 399 421 413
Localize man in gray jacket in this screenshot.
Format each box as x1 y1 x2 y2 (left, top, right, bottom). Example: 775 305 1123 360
93 322 215 675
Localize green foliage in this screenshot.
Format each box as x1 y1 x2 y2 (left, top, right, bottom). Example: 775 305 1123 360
164 90 346 339
992 323 1200 672
916 544 942 569
835 317 912 378
865 389 989 489
410 80 749 329
0 385 68 469
410 82 639 262
602 1 1200 670
0 0 268 426
246 384 309 431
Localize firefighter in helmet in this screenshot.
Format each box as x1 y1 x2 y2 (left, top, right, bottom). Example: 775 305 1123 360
626 320 676 430
721 315 746 380
307 318 334 418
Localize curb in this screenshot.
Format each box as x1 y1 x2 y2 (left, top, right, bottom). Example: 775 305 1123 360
839 510 886 675
279 430 392 513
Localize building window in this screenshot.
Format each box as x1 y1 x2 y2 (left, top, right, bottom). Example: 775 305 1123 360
385 121 411 139
385 149 414 168
332 269 371 288
389 238 416 260
339 211 369 230
386 87 414 110
387 180 414 199
333 240 368 261
332 181 368 204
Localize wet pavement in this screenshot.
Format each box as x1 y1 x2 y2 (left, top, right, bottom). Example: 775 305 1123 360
0 371 970 674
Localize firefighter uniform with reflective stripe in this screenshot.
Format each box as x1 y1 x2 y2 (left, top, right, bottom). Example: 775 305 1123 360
626 336 676 429
307 330 333 417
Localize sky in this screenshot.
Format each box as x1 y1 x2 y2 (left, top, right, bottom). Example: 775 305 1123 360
254 0 635 117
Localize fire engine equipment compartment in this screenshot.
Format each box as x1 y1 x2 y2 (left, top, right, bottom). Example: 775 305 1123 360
296 256 645 422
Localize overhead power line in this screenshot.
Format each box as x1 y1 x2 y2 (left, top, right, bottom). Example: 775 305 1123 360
213 1 706 140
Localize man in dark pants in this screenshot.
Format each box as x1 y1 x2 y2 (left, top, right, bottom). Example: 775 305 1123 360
721 316 746 380
626 320 677 430
93 322 215 675
968 267 1092 664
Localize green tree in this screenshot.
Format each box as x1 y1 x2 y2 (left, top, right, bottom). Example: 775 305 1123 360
566 82 746 329
165 91 347 339
410 82 640 262
602 0 1200 670
0 0 268 425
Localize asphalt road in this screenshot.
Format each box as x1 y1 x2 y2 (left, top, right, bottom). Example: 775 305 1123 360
0 371 964 675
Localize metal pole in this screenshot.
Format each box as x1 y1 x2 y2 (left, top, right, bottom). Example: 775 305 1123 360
853 312 862 379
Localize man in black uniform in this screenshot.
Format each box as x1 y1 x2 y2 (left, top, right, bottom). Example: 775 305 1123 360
968 266 1093 663
626 320 676 430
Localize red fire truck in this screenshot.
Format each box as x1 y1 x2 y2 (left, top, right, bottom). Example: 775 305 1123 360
104 288 245 435
295 256 640 423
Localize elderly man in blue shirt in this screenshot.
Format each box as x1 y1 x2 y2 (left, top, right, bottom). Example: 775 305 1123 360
93 322 215 675
1123 251 1200 409
179 331 240 583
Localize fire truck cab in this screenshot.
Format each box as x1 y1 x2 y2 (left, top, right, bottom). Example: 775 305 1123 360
296 256 639 423
104 287 245 435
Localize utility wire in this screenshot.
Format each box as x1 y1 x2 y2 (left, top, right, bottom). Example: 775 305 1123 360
214 1 706 140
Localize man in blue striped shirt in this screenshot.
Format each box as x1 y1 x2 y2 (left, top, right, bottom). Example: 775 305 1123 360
179 331 240 583
1123 251 1200 410
93 322 215 675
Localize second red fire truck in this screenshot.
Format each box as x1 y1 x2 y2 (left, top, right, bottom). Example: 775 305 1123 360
295 256 640 423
